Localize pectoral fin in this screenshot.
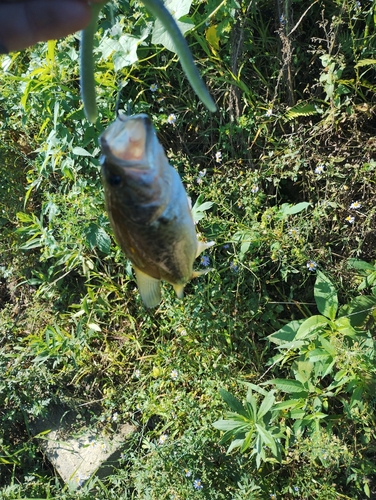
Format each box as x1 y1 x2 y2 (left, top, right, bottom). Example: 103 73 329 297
195 240 215 258
133 266 161 308
192 268 212 278
173 283 185 299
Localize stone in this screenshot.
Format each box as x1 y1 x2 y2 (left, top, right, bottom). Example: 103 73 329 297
31 405 136 489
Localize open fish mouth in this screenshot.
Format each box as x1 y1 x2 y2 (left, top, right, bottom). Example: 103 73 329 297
100 114 153 167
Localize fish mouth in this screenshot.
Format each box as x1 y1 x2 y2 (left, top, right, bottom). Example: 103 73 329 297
100 114 153 167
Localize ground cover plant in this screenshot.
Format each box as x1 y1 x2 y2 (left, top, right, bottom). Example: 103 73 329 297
0 0 376 498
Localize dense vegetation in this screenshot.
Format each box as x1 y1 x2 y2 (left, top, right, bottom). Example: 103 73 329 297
1 0 376 498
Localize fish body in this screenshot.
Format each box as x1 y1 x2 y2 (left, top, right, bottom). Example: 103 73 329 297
99 113 213 308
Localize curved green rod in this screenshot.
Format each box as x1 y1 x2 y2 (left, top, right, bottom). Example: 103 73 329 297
80 0 216 122
140 0 217 112
80 0 109 123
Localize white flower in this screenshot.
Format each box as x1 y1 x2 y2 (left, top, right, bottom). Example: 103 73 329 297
150 83 158 92
306 260 318 272
315 164 325 174
159 433 168 445
167 114 176 124
215 151 222 163
349 201 362 209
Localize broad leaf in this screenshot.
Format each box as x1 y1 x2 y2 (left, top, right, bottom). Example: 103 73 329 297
280 202 311 217
295 315 329 339
85 223 111 254
271 378 308 395
268 320 304 345
339 295 376 326
151 0 194 53
314 270 338 320
113 35 140 71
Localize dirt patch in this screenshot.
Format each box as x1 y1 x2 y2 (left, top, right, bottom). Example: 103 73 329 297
0 278 11 310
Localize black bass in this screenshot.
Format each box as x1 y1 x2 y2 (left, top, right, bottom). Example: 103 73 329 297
99 114 214 308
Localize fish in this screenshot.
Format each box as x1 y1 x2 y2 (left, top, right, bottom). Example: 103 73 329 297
99 113 214 308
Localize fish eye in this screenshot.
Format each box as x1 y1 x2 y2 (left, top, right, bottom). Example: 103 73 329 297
108 174 122 186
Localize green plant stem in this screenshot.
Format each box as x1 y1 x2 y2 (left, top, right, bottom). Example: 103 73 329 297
142 0 216 112
80 0 109 123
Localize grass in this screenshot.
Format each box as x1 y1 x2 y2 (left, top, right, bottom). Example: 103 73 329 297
1 0 376 498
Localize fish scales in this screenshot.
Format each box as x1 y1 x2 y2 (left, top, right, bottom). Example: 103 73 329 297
99 113 213 308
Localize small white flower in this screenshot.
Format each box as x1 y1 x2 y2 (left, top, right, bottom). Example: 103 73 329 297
134 369 141 378
215 151 222 163
170 369 179 380
159 433 168 445
306 260 318 272
251 185 259 194
193 478 203 490
167 114 176 124
315 164 325 174
349 201 362 209
265 108 273 117
345 216 355 224
150 83 158 92
112 412 119 422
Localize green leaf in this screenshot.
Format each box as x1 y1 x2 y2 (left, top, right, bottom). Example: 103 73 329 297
279 202 311 217
151 0 194 52
72 146 93 156
347 258 376 272
285 103 322 121
354 58 376 68
273 399 304 411
268 320 304 345
242 382 269 397
307 348 331 362
212 419 245 432
255 424 277 455
334 316 357 337
320 337 337 357
257 391 275 420
191 195 213 223
227 438 246 453
339 295 376 327
113 35 140 71
295 315 329 339
293 361 314 383
314 270 338 320
240 430 255 453
270 378 307 395
85 223 111 254
219 389 247 417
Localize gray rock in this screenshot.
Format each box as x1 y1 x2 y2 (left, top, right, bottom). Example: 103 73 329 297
32 405 136 489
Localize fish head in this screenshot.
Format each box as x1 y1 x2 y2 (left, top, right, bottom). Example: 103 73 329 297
100 114 171 224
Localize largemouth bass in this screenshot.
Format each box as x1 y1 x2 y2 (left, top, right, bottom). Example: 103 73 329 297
99 113 214 308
